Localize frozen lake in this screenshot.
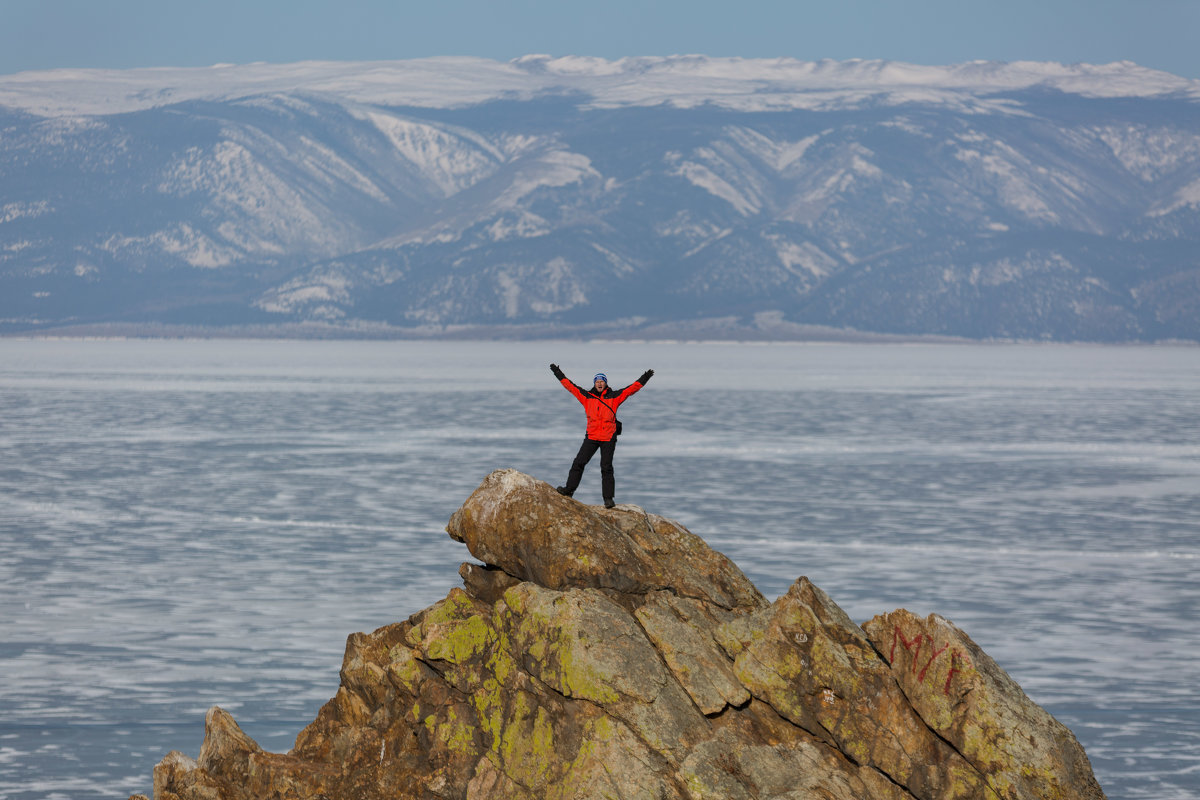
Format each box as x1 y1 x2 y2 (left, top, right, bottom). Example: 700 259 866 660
1 339 1198 799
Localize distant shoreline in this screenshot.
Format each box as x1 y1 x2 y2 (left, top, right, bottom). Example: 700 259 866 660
2 320 1196 346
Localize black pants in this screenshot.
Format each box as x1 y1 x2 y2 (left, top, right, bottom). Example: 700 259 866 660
563 437 617 500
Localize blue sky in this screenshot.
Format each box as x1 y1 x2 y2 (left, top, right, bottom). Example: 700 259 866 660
4 0 1199 78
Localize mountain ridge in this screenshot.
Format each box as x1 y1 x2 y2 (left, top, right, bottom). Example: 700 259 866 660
3 56 1198 117
2 56 1199 341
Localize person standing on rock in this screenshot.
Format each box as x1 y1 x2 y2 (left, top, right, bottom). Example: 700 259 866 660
550 364 653 508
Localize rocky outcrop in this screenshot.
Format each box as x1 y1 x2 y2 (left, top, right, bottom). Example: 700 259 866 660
143 469 1106 800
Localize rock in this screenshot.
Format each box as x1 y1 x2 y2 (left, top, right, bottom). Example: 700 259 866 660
716 577 993 800
459 561 520 604
152 749 220 800
862 609 1107 800
676 727 912 800
635 591 750 714
446 469 766 612
149 469 1107 800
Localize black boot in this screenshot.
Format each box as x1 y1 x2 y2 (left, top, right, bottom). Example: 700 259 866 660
557 486 573 497
604 498 616 509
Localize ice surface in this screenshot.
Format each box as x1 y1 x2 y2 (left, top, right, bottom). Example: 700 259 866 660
0 339 1197 800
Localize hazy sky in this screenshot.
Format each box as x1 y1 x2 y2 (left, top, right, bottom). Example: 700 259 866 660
3 0 1199 79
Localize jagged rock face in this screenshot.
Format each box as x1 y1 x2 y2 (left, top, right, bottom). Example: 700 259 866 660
146 469 1106 800
446 469 767 612
860 610 1107 800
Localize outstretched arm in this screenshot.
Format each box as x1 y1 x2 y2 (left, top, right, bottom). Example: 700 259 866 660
550 363 588 403
614 369 654 402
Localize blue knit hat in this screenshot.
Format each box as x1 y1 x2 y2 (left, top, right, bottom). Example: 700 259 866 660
593 373 607 383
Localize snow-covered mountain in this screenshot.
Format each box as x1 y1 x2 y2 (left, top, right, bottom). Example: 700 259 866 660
2 56 1199 340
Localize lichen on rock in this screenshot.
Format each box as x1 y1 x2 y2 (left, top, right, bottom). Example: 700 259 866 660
862 609 1108 800
146 468 1106 800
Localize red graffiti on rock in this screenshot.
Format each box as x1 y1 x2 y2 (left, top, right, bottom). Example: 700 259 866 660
889 626 967 696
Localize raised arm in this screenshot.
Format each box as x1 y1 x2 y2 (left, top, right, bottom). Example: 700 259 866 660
613 369 654 402
550 363 589 403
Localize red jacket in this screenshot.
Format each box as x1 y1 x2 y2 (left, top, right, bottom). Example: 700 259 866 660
560 378 644 441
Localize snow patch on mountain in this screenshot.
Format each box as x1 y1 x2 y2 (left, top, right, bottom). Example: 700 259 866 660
767 236 839 279
666 139 773 217
4 56 1197 118
654 212 730 251
2 239 34 255
485 211 551 241
257 272 352 318
1 201 52 224
493 149 601 209
357 110 503 196
160 139 356 256
672 158 760 216
1093 125 1200 182
590 242 637 276
1150 177 1200 216
100 225 239 269
496 257 589 318
680 229 734 261
291 135 390 203
953 138 1060 223
770 134 821 173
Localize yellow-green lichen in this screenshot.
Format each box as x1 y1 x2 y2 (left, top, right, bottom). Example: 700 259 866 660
471 677 507 744
422 613 491 664
497 692 534 766
423 706 477 756
554 636 621 704
529 706 555 764
502 585 528 615
486 693 560 792
500 585 624 705
386 649 423 694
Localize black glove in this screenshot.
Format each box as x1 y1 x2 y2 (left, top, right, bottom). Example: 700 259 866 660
550 363 565 380
638 369 654 384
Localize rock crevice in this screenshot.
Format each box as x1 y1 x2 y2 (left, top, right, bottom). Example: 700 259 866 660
145 469 1106 800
